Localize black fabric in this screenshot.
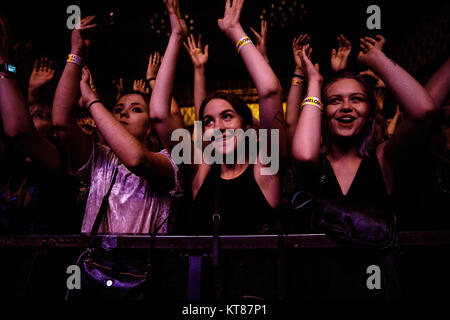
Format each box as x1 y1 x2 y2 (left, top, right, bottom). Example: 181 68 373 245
187 164 276 235
316 152 389 203
184 164 278 300
310 153 398 249
293 152 399 299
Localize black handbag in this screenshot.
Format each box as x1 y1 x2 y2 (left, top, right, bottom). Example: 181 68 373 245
66 168 166 300
310 157 399 250
311 197 398 249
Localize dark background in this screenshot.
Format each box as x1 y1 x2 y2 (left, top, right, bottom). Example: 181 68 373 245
1 0 449 107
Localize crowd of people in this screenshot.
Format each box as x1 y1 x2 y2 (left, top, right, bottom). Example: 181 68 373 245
0 0 449 300
1 0 449 235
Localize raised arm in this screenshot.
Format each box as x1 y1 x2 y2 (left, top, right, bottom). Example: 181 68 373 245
285 34 311 144
146 52 184 128
149 0 187 151
218 0 287 163
79 68 174 189
0 16 62 173
183 34 208 119
133 78 150 95
250 19 268 63
52 16 96 170
291 45 323 165
330 34 351 73
425 57 450 111
28 57 56 104
358 35 436 160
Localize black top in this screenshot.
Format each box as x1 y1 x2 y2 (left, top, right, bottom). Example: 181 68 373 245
187 164 276 235
317 152 389 205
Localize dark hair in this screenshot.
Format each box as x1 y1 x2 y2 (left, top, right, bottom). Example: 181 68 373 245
198 91 253 127
116 90 150 105
321 70 377 157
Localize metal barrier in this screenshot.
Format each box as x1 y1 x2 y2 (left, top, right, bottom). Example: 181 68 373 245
0 231 449 301
1 231 449 249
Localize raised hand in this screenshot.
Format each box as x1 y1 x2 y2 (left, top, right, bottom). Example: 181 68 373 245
300 44 321 84
164 0 188 38
133 79 150 95
146 52 162 79
29 58 56 89
79 66 99 109
374 88 386 111
71 15 97 57
250 20 268 62
0 15 11 63
293 34 311 76
357 35 386 66
331 34 351 72
113 77 124 101
218 0 244 35
84 65 97 93
183 34 209 69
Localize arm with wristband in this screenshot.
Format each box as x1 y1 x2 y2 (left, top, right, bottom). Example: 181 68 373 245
286 34 311 144
292 45 323 165
52 15 96 171
218 0 287 165
78 69 175 188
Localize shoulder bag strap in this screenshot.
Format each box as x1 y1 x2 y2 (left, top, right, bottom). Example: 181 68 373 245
88 167 119 248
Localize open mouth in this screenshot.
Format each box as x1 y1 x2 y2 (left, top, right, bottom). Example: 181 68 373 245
336 116 356 124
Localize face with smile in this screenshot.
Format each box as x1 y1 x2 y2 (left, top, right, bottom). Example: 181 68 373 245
112 93 150 142
202 98 250 155
324 78 371 139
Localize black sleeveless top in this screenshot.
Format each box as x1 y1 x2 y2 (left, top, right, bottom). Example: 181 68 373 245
187 164 276 235
317 152 390 206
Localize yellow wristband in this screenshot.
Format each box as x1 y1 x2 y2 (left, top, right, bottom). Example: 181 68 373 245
235 36 252 53
67 54 85 67
292 78 303 86
301 97 322 112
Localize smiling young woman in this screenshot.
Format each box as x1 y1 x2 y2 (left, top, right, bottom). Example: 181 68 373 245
291 35 436 299
149 0 287 236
